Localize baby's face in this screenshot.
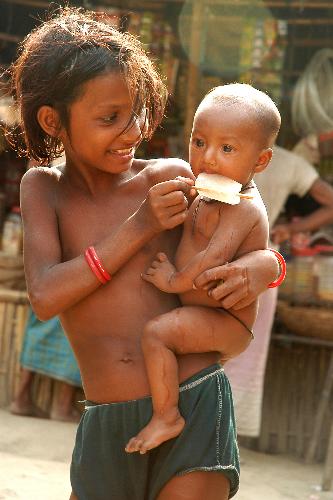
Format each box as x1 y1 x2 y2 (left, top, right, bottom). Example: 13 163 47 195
189 103 265 185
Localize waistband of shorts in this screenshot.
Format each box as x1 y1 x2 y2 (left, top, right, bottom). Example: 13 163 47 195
84 363 224 410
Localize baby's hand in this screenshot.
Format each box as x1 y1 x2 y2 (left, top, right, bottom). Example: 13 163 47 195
142 252 177 293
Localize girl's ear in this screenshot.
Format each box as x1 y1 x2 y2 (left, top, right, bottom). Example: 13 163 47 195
37 106 61 137
254 148 273 173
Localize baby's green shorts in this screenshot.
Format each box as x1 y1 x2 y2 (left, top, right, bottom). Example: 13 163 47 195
71 363 240 499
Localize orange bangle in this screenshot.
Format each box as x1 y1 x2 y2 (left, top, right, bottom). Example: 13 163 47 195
87 246 111 282
267 248 287 288
84 248 107 285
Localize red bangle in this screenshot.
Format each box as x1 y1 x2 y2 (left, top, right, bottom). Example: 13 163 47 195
87 246 111 282
84 248 107 285
267 248 287 288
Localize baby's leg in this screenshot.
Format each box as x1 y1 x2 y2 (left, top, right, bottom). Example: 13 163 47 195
125 305 253 454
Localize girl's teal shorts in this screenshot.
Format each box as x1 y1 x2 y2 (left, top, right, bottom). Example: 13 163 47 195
71 363 240 499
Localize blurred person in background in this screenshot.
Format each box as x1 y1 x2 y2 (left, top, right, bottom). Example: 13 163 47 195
223 143 333 439
10 308 82 422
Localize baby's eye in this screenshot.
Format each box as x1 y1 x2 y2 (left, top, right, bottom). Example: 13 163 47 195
193 138 205 148
222 144 233 153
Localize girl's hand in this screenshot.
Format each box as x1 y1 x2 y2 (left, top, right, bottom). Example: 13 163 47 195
194 249 279 310
141 178 195 232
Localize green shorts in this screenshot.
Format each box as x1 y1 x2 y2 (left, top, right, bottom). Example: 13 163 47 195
70 364 240 499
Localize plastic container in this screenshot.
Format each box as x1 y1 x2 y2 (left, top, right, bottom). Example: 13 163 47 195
292 247 317 305
278 258 294 300
1 206 23 256
314 253 333 302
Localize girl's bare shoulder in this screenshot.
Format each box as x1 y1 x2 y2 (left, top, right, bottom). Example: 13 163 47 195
20 164 63 202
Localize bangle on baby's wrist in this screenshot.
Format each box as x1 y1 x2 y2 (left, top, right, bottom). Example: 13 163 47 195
267 248 286 288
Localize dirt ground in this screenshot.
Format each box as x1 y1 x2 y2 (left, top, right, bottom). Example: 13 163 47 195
0 408 332 500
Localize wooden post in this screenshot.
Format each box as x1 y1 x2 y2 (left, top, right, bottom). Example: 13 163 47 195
322 418 333 491
183 0 205 158
305 351 333 463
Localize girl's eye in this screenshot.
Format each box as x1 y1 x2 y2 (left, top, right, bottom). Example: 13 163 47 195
194 138 205 148
222 144 233 153
102 113 117 123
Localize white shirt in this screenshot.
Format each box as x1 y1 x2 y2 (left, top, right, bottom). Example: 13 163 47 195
255 145 319 227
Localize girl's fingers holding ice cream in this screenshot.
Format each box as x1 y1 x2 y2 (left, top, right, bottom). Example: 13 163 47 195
142 180 191 231
174 176 195 186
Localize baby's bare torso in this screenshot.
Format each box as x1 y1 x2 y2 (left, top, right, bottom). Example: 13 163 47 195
175 190 267 319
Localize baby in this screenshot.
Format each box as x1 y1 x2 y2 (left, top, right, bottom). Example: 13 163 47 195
125 83 281 454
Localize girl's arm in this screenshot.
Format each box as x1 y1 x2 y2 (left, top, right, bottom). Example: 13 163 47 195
194 249 279 310
271 178 333 244
21 168 192 320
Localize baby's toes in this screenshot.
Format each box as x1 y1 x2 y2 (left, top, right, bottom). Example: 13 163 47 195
156 252 167 262
142 271 154 281
125 437 142 453
139 442 149 454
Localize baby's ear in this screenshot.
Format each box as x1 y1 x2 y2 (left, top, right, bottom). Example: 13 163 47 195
37 105 61 137
254 148 273 173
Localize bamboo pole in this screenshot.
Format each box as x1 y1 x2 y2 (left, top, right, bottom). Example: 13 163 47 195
0 289 28 304
183 0 205 156
322 419 333 491
305 352 333 463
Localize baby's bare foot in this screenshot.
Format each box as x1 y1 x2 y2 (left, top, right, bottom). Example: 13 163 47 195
125 412 185 454
142 253 177 292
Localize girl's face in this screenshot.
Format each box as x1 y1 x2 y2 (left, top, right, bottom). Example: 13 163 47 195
189 103 269 185
59 71 145 175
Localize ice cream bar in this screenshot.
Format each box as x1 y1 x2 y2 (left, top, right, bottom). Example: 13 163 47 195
194 173 247 204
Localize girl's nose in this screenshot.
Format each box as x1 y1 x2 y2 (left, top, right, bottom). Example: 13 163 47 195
123 115 144 143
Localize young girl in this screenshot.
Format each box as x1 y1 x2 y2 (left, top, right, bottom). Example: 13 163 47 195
11 8 279 500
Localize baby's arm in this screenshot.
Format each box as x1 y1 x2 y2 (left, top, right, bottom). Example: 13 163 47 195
143 199 268 294
21 164 193 320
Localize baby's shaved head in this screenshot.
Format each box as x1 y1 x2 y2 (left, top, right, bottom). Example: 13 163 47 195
198 83 281 147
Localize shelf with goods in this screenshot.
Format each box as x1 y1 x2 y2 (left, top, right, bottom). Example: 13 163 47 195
90 0 188 159
177 0 333 147
0 89 25 262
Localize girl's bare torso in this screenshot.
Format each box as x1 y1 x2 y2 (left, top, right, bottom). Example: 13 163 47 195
54 160 220 402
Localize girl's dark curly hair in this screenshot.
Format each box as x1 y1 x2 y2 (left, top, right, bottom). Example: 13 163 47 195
7 7 168 164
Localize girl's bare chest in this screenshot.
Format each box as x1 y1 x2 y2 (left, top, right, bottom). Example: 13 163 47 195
56 192 143 256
